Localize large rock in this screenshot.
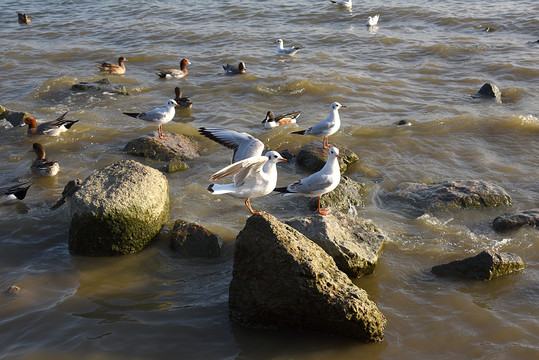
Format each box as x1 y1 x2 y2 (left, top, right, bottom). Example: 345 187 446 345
473 83 502 102
386 180 511 215
296 140 358 173
170 220 223 258
124 132 200 162
309 176 366 213
71 78 129 95
229 212 386 342
431 249 524 280
0 105 33 127
285 212 386 277
69 160 169 256
492 209 538 232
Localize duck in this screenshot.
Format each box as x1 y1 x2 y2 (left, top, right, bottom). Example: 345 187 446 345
1 182 33 204
223 62 246 75
31 143 60 177
291 102 345 149
262 111 301 128
156 58 190 79
17 12 31 24
366 14 380 26
274 39 303 56
23 112 79 136
173 87 193 109
96 56 128 75
123 99 179 139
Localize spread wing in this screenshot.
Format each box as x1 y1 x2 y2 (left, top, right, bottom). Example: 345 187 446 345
210 156 267 185
199 127 264 162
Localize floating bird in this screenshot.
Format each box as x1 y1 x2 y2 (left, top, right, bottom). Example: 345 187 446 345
173 87 193 109
330 0 352 9
96 56 128 75
17 12 31 24
291 102 345 149
123 99 178 140
31 143 60 177
274 146 341 215
198 127 264 163
156 58 190 79
23 112 79 136
262 111 301 128
366 14 380 26
274 39 303 56
1 183 32 204
223 62 246 75
207 151 287 214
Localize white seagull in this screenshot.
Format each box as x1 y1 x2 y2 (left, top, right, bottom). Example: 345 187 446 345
331 0 352 9
291 102 345 149
123 99 179 139
207 151 287 214
1 183 33 205
274 39 303 56
198 127 264 163
366 14 380 26
274 147 341 215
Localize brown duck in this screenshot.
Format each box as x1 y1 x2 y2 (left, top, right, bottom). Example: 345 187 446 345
96 56 128 75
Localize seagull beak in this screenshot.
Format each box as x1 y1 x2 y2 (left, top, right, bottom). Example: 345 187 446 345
279 158 288 162
336 154 341 158
341 105 347 108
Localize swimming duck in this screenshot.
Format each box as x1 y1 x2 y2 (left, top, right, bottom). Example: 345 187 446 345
274 39 303 56
223 62 246 75
156 58 190 79
31 143 60 177
366 14 380 26
17 12 31 24
1 182 33 204
123 99 179 139
96 56 128 75
173 87 193 109
262 111 301 128
24 112 79 136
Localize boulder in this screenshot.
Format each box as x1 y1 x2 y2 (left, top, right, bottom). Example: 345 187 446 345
386 180 511 215
0 105 33 127
69 160 169 256
164 160 189 173
285 212 386 277
309 176 366 213
170 220 223 258
431 249 524 280
124 132 200 162
473 83 501 102
229 212 386 342
71 78 129 95
296 140 358 173
492 209 538 232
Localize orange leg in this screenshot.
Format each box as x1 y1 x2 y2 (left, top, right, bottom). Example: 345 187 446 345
245 198 262 215
158 124 167 139
323 136 331 150
317 196 328 215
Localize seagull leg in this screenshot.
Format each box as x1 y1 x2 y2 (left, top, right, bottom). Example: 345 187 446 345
317 196 329 215
245 198 262 215
158 124 167 140
323 136 331 150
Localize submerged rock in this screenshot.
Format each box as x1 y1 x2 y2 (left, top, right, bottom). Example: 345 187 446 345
431 249 524 280
229 212 386 342
492 209 538 232
71 78 129 95
285 212 386 277
309 176 366 213
170 220 223 258
124 132 200 162
473 83 502 102
0 105 33 127
296 140 358 173
69 160 169 256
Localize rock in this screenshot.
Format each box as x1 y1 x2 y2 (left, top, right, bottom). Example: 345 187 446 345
492 209 538 232
431 249 524 280
0 105 33 127
69 160 169 256
395 120 412 126
50 178 83 210
71 78 129 95
164 160 189 173
170 220 223 257
386 180 511 215
473 83 501 102
229 212 386 342
5 285 21 294
309 176 366 213
124 132 200 162
285 212 386 277
296 140 358 173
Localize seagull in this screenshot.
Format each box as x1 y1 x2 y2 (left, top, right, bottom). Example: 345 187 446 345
207 151 287 214
366 14 380 26
262 111 301 128
156 58 190 79
274 147 341 215
223 62 246 74
31 143 60 177
291 102 345 149
96 56 127 75
1 183 32 205
173 87 193 109
330 0 352 9
23 112 79 136
274 39 303 56
198 127 264 163
17 12 31 24
123 99 179 139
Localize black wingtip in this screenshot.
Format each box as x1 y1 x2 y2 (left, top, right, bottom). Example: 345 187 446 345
290 130 306 135
207 184 215 193
273 187 289 194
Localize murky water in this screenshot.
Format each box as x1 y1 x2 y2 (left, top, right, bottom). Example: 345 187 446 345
1 0 538 359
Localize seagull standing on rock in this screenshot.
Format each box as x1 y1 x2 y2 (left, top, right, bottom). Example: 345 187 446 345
123 99 179 140
291 102 345 149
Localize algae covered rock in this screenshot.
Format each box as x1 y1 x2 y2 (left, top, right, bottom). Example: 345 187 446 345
0 105 33 127
492 209 538 232
69 160 169 256
124 132 200 162
229 212 386 342
309 176 366 213
170 220 223 258
296 140 358 173
71 78 129 95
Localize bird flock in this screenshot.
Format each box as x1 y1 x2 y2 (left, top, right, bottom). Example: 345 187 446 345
5 2 380 216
